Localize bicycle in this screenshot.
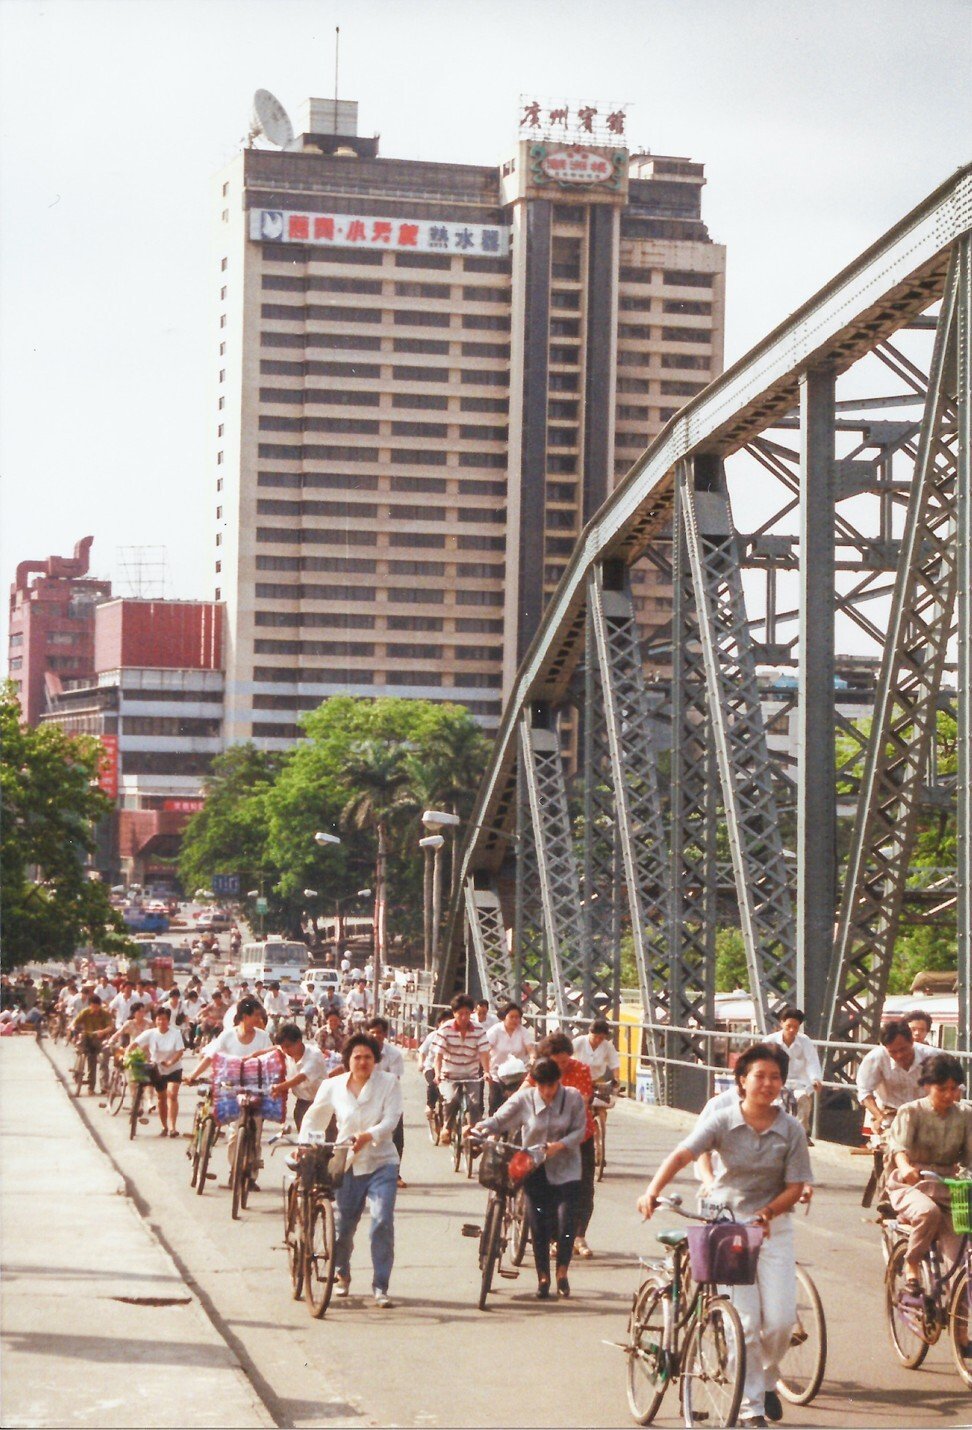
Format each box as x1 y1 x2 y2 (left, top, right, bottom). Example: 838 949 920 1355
465 1136 544 1311
881 1171 971 1388
71 1040 86 1097
227 1085 264 1220
442 1077 483 1178
622 1194 747 1427
273 1132 351 1318
592 1077 616 1182
103 1050 128 1116
187 1084 219 1195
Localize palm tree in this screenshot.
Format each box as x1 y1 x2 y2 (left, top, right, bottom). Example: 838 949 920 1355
340 740 410 994
395 754 451 970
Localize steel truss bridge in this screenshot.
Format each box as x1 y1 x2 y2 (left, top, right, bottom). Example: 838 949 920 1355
434 165 971 1112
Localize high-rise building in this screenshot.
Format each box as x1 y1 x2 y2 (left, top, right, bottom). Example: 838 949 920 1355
7 536 112 726
214 98 725 748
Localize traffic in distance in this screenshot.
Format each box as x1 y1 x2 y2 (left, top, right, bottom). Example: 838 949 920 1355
2 903 970 1430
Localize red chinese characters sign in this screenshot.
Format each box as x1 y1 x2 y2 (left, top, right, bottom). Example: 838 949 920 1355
98 735 119 800
251 209 510 257
541 148 615 185
162 797 206 813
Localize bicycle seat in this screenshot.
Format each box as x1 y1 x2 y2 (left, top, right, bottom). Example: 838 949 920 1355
657 1229 688 1248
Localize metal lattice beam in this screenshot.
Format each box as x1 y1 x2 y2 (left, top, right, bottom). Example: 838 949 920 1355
678 456 797 1028
463 882 515 1007
518 710 588 1023
825 252 962 1064
958 235 971 1053
588 563 672 1074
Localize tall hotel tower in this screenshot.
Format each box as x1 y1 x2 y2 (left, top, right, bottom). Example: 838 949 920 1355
213 98 725 747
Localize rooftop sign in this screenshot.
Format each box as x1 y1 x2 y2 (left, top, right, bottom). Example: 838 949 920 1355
250 208 511 257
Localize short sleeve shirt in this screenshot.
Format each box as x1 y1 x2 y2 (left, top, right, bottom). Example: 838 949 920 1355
433 1018 489 1080
678 1102 814 1220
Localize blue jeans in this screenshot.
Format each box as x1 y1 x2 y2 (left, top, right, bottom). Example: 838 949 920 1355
334 1160 398 1293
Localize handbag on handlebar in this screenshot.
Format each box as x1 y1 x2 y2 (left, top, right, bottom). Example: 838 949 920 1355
686 1220 764 1286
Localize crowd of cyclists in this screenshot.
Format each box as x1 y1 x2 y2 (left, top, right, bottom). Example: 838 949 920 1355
3 960 970 1424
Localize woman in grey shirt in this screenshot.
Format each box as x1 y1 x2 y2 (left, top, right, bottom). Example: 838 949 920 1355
638 1044 813 1429
477 1056 586 1299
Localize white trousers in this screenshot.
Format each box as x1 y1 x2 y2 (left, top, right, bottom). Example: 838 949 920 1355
721 1217 796 1417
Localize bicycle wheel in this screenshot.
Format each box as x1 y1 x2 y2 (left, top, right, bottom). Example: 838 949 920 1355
594 1117 606 1182
189 1111 203 1188
680 1295 745 1430
511 1187 530 1266
128 1082 143 1140
464 1117 476 1180
452 1109 463 1174
777 1264 827 1404
884 1241 931 1368
947 1267 971 1389
286 1184 304 1300
478 1197 502 1311
625 1279 670 1424
106 1067 126 1117
231 1123 250 1220
427 1099 441 1145
239 1122 257 1210
305 1196 336 1318
195 1117 216 1196
73 1050 85 1097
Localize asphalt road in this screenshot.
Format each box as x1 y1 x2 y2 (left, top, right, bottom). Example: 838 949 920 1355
46 1041 970 1429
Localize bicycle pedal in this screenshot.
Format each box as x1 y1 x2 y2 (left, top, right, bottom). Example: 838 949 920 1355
497 1269 519 1279
460 1223 481 1238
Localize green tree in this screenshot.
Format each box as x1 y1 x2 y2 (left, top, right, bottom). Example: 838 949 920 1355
177 744 281 909
0 690 134 968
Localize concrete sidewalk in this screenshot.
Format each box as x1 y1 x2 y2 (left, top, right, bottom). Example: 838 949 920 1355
0 1037 273 1428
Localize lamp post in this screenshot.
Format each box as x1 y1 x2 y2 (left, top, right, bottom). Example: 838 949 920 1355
419 834 445 972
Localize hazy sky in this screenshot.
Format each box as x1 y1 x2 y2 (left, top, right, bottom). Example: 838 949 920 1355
1 0 969 641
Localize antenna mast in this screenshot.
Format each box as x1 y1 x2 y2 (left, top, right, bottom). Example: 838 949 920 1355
334 26 340 132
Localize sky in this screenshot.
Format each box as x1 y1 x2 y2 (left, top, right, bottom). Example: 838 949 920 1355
1 0 969 643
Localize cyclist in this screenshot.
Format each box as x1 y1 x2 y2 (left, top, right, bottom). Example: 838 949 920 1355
263 981 291 1037
69 993 114 1094
419 1009 451 1132
300 1032 403 1309
572 1018 620 1163
638 1043 812 1429
186 996 273 1185
246 1022 328 1130
475 1054 587 1299
535 1032 597 1259
432 994 490 1143
132 1004 185 1136
765 1005 822 1139
315 1007 347 1067
485 1003 534 1114
857 1019 936 1134
885 1052 972 1291
106 999 152 1052
345 979 371 1029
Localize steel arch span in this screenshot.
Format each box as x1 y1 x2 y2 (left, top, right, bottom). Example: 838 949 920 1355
435 165 971 1111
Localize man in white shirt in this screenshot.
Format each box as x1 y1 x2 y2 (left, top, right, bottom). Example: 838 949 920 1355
247 1023 328 1129
572 1018 621 1084
109 981 135 1029
346 979 371 1027
857 1019 936 1131
473 999 500 1032
766 1005 822 1137
263 981 291 1033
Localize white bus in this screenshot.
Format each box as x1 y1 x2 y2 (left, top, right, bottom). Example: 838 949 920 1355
240 939 312 993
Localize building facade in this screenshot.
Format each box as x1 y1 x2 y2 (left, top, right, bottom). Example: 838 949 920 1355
214 99 725 748
40 599 224 885
7 536 112 725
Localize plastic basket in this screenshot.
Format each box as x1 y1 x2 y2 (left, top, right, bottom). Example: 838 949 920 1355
686 1221 764 1286
298 1143 349 1193
945 1178 972 1235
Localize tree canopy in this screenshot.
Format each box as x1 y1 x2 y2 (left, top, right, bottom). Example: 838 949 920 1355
0 689 135 969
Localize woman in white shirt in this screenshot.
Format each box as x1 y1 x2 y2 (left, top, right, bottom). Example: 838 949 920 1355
300 1032 403 1308
187 998 274 1180
133 1006 185 1137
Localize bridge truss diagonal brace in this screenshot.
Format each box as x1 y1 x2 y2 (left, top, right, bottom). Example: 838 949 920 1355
677 457 797 1030
518 713 588 1023
463 881 515 1008
825 250 964 1062
588 564 672 1070
957 236 971 1054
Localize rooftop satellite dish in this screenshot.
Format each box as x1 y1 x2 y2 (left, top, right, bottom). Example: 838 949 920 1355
250 89 294 148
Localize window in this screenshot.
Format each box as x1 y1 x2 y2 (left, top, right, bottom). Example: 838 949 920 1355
311 275 382 295
219 370 225 382
220 256 228 271
547 454 577 473
459 424 507 441
261 332 305 349
394 365 449 383
386 559 445 576
460 396 508 413
455 617 503 632
388 531 445 548
392 393 448 411
306 332 381 352
221 209 228 222
395 251 451 270
547 427 575 448
457 534 505 551
389 475 447 493
264 274 305 292
617 404 649 420
463 313 510 332
305 390 381 407
458 507 504 522
660 380 705 396
395 281 450 298
388 588 444 604
461 341 510 360
461 370 506 387
256 555 301 571
306 304 382 324
459 451 506 467
549 372 578 391
387 615 443 630
221 182 229 196
662 327 711 345
217 425 224 438
620 323 652 340
616 377 650 394
547 482 576 502
663 270 713 288
456 561 500 578
393 337 449 355
393 503 445 520
456 589 502 605
548 400 577 420
216 451 223 464
663 299 711 315
392 449 448 466
216 477 223 490
394 309 450 328
391 421 447 438
551 290 580 310
550 319 580 338
461 286 508 303
661 353 710 371
620 295 653 312
462 256 509 274
386 643 442 659
549 346 578 366
220 285 227 300
218 396 225 409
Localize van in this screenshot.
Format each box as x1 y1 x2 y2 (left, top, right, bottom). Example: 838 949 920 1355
239 938 311 991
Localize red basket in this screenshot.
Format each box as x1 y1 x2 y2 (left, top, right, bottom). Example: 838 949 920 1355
686 1222 764 1286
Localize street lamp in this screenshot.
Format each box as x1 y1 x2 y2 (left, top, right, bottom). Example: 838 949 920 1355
419 833 445 972
422 809 461 827
314 832 342 846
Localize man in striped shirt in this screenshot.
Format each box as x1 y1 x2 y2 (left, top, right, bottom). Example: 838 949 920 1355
433 994 491 1139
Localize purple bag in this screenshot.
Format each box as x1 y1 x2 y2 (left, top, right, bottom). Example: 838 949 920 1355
686 1222 764 1285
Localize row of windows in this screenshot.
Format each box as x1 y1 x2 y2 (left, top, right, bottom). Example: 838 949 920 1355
618 267 714 288
122 716 221 737
254 526 506 552
261 303 511 333
260 246 510 275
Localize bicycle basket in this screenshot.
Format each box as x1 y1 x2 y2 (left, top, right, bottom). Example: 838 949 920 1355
686 1221 764 1286
945 1178 972 1235
298 1143 349 1192
478 1141 518 1192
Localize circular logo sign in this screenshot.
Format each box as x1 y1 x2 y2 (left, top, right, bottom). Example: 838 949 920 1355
540 148 614 185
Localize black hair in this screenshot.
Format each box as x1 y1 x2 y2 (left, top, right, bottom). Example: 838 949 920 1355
277 1023 302 1044
451 993 474 1013
879 1019 913 1047
234 996 261 1024
590 1018 611 1036
538 1031 573 1058
918 1053 965 1088
475 998 489 1008
531 1056 562 1086
500 1002 522 1018
904 1008 934 1031
733 1042 790 1086
366 1016 389 1035
778 1006 805 1024
342 1032 381 1069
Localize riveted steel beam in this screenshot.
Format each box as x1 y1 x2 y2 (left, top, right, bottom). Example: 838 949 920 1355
463 881 515 1008
956 235 971 1053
